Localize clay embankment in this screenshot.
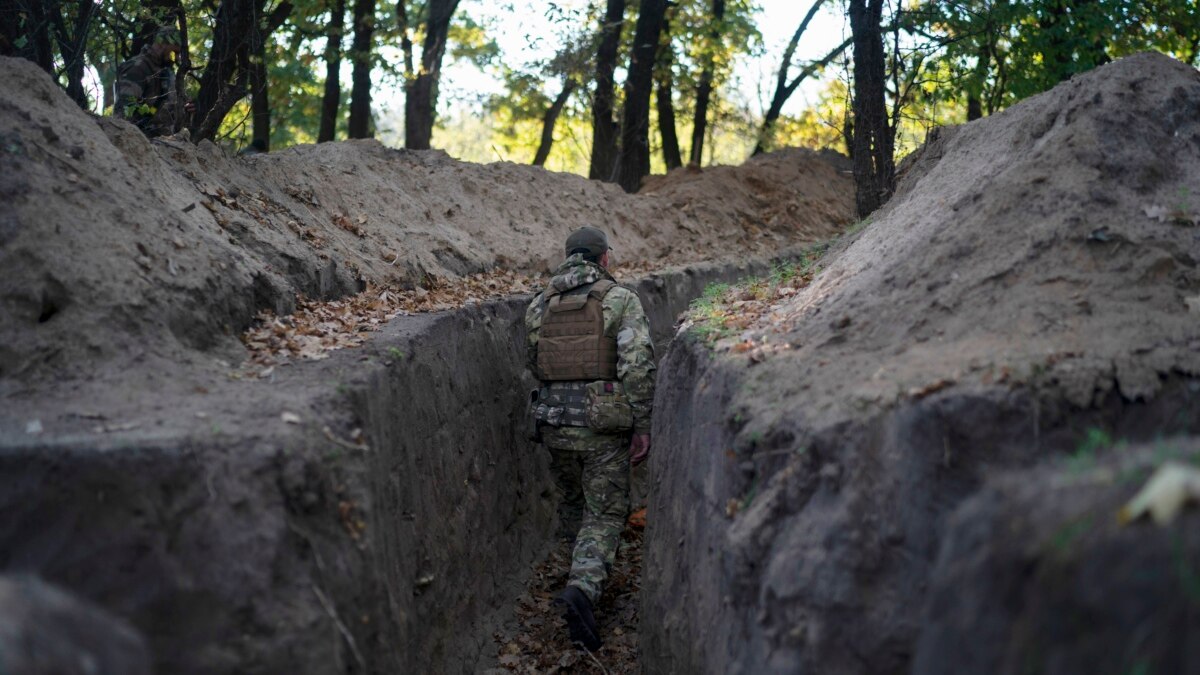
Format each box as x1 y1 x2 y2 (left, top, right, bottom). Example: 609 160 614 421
641 52 1200 674
0 56 855 672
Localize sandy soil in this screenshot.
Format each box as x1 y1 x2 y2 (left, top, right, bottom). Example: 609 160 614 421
700 51 1200 433
0 54 853 438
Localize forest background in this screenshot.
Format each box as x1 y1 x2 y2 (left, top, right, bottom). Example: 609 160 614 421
2 0 1198 205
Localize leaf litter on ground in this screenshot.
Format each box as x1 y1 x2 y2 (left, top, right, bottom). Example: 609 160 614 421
239 261 672 376
240 269 544 372
490 520 644 674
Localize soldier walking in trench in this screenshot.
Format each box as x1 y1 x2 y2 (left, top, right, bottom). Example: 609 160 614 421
525 226 655 651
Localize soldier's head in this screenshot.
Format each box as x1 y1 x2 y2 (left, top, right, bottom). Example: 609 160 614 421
149 27 182 60
565 226 611 268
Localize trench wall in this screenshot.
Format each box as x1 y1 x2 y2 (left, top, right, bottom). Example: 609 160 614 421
351 257 774 672
641 335 1200 674
0 257 774 674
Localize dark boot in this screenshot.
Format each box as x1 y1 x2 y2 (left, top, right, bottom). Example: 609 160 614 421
553 585 602 651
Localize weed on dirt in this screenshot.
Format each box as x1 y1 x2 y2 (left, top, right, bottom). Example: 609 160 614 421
684 246 826 350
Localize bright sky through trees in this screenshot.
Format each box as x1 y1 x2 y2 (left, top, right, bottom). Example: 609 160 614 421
373 0 847 145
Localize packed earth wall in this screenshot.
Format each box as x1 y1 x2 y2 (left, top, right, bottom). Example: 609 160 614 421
642 341 1200 674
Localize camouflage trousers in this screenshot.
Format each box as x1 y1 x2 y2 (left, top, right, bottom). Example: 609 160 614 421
543 426 631 605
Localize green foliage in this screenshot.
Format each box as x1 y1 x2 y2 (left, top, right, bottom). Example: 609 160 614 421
687 281 736 341
1067 427 1113 473
673 0 764 93
15 0 1200 172
685 241 828 343
909 0 1200 124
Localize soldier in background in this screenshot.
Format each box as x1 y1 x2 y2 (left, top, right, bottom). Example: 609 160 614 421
114 27 193 138
525 226 655 651
238 138 268 156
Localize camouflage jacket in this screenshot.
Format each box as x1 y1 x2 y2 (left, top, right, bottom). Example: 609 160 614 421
526 255 656 434
114 47 177 137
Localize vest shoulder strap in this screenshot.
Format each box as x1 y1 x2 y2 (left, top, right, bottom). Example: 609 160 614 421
588 279 616 299
544 278 616 312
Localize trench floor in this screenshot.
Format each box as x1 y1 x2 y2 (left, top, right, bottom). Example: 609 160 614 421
490 518 644 674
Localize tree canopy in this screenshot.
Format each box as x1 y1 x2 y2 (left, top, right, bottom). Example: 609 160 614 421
2 0 1196 192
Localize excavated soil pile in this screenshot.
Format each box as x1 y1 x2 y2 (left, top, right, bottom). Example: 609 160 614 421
644 51 1200 674
0 51 849 414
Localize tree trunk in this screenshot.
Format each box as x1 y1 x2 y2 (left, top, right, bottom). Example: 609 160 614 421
173 3 192 134
347 0 375 138
617 0 668 192
533 78 577 167
0 0 21 57
318 0 345 142
655 7 681 170
403 0 459 149
752 0 827 156
588 0 624 181
656 78 682 170
192 0 256 141
251 22 269 149
966 93 982 121
752 34 851 156
689 0 724 166
48 0 98 108
13 0 54 73
396 0 414 77
848 0 893 217
191 0 290 142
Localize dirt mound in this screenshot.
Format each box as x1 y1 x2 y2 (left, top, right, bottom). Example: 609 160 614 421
915 438 1200 675
640 148 853 239
643 51 1200 674
0 54 852 408
734 51 1200 423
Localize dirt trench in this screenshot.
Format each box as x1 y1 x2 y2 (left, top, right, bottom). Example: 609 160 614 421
0 256 781 674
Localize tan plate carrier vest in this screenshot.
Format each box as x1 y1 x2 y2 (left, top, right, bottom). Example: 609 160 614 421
537 279 618 381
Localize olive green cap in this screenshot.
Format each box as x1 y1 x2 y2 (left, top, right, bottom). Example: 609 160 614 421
153 27 182 47
565 226 610 258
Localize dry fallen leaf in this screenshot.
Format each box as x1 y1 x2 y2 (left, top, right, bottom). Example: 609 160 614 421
1143 204 1170 221
908 378 956 399
241 270 544 366
1119 462 1200 526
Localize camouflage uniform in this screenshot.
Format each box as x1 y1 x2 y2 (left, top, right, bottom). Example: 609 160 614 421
526 254 656 604
114 47 179 138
